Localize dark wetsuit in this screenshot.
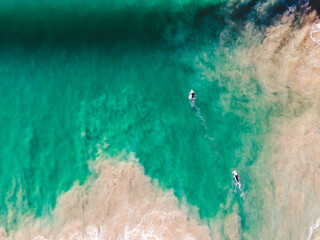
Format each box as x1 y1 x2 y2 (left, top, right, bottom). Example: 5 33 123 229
235 175 239 183
191 93 195 99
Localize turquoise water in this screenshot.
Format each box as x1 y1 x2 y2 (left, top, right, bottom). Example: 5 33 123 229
0 0 318 238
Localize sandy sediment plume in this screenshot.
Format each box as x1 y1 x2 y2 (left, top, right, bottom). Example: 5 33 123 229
253 11 320 109
221 204 241 240
251 10 320 239
0 154 210 240
269 111 320 239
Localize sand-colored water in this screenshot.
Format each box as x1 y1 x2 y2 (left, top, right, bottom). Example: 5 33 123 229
271 111 320 239
251 10 320 240
254 11 320 107
0 153 210 240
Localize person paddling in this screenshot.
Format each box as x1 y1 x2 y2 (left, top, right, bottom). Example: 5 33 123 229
232 170 245 198
232 170 240 185
189 89 195 102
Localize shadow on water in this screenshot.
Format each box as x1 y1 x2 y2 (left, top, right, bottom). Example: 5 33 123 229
0 0 318 49
0 2 223 49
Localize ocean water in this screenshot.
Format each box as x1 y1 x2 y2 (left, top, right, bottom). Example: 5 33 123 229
1 0 320 239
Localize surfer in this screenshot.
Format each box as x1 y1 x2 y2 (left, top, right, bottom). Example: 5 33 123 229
233 170 245 198
232 170 240 185
189 90 195 102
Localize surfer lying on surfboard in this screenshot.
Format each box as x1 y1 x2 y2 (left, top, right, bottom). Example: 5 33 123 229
232 170 245 198
232 170 241 188
189 90 195 102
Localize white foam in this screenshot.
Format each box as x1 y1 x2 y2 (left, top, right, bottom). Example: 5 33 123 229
33 236 47 240
69 232 82 240
307 217 320 240
184 233 197 240
86 225 99 240
310 20 320 46
118 210 199 240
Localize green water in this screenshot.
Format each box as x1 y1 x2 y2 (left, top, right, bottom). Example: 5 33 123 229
0 0 283 237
